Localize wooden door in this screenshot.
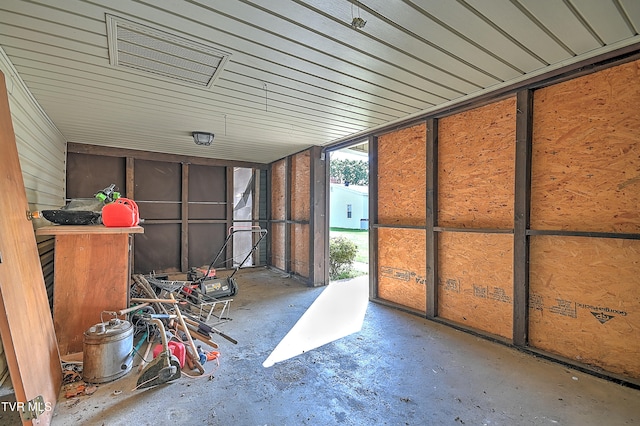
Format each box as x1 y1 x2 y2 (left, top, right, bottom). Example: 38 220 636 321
0 71 61 424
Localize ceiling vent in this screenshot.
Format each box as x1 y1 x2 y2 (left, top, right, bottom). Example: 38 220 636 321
106 14 231 88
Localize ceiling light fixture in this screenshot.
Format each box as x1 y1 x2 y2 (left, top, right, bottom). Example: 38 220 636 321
192 131 215 146
351 1 366 29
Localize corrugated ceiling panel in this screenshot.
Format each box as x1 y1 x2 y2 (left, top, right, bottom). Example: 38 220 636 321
620 0 640 33
466 0 571 64
571 0 635 43
520 0 601 54
0 0 639 163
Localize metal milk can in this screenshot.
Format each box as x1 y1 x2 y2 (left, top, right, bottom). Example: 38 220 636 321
82 318 133 383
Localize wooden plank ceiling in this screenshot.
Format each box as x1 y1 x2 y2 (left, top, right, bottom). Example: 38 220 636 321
0 0 639 164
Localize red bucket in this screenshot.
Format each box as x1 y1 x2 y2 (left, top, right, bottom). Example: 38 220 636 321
102 198 139 227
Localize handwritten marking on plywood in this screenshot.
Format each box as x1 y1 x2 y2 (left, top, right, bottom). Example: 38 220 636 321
438 97 516 229
437 232 513 339
377 227 426 312
529 235 640 379
378 123 426 226
271 159 286 220
531 59 640 233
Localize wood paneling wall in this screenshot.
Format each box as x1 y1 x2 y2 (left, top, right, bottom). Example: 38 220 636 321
371 58 640 383
436 98 516 338
268 147 326 286
375 123 427 313
66 145 266 274
1 47 66 388
527 59 640 378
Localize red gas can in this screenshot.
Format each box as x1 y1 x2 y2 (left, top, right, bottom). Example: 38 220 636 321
102 198 139 227
152 341 186 369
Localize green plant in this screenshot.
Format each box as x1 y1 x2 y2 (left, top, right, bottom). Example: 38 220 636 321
329 236 358 279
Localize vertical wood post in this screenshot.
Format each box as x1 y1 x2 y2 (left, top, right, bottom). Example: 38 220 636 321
309 145 327 286
426 118 438 318
226 167 234 269
513 89 533 346
285 156 292 274
266 165 273 266
181 162 189 272
369 135 379 300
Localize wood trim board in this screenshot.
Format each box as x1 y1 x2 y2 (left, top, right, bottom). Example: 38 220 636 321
0 70 61 425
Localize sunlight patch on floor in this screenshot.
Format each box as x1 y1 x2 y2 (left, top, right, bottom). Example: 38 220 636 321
262 276 369 368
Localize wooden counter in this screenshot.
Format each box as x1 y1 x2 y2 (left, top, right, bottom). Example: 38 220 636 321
36 225 143 355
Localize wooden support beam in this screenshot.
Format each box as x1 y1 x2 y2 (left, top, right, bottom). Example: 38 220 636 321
369 135 379 301
181 162 189 272
309 145 327 286
513 89 533 346
426 118 438 319
284 156 292 274
226 167 234 269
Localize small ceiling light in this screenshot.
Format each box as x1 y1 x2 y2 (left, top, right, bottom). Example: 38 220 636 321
192 131 214 146
351 1 366 29
351 17 366 29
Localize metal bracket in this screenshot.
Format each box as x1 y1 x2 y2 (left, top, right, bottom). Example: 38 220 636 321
19 395 46 421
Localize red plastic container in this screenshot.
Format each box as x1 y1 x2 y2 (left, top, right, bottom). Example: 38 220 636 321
102 198 139 227
152 341 186 369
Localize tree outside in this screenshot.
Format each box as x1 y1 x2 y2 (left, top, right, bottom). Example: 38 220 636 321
330 159 368 186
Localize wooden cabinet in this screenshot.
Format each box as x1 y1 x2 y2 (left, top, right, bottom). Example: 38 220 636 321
36 225 143 355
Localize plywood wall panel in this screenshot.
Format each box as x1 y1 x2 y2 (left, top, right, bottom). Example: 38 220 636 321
134 224 181 273
377 227 427 313
291 151 310 221
291 223 310 277
531 59 640 233
271 222 286 270
378 124 427 226
438 97 516 229
188 223 226 269
271 159 286 220
437 232 514 339
66 153 126 199
134 160 181 201
529 235 640 379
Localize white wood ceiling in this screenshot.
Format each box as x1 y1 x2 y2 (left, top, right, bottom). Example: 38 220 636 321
0 0 639 164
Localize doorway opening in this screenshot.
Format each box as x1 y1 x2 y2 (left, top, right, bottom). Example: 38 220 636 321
328 141 370 281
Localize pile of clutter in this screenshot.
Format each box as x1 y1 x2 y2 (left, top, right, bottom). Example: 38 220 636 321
61 274 236 402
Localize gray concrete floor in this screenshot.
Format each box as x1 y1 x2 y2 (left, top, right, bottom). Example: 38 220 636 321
50 268 639 426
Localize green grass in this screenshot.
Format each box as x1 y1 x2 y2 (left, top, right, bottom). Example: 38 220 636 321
330 227 369 263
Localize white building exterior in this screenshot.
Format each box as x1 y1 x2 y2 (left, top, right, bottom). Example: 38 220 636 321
330 183 368 229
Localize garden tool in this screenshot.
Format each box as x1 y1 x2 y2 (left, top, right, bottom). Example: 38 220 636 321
136 318 181 389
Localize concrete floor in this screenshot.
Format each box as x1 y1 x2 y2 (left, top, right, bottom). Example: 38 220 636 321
49 268 639 425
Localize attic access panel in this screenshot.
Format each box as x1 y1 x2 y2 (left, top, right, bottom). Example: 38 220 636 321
106 14 231 88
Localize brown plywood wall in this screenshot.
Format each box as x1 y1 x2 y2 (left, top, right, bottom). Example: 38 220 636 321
378 123 427 226
291 151 310 221
531 59 640 233
437 232 514 339
434 97 516 339
291 223 310 277
290 151 310 277
529 236 640 379
271 222 285 270
377 227 427 313
271 159 286 220
438 97 516 228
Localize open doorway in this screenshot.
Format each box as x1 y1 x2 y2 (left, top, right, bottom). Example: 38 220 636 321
261 142 371 367
328 141 370 281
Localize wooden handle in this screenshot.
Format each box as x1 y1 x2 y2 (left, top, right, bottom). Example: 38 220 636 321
176 323 219 349
171 294 205 374
118 302 150 316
